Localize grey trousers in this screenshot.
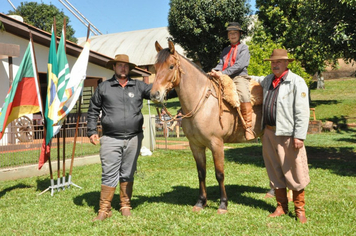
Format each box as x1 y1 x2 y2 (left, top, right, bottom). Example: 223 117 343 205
99 133 143 187
232 75 251 103
262 128 310 191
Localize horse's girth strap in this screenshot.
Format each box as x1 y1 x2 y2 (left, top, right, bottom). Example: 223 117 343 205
210 80 224 129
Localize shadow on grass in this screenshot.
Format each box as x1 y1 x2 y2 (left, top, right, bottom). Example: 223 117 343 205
72 191 102 213
306 146 356 176
0 183 32 198
72 184 275 213
310 99 339 107
224 144 356 177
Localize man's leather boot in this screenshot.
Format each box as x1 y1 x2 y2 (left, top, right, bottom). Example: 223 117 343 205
240 102 255 140
293 189 307 223
92 185 116 221
268 188 288 217
120 182 133 217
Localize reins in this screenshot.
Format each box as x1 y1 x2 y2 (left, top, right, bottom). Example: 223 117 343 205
159 53 225 128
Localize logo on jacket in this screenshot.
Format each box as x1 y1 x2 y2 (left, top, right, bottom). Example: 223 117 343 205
301 92 306 98
128 92 135 98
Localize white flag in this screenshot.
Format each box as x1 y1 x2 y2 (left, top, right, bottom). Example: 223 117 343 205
55 40 90 123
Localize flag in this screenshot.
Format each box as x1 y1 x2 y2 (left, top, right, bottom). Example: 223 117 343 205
39 27 61 169
54 40 90 123
52 27 70 125
0 41 42 140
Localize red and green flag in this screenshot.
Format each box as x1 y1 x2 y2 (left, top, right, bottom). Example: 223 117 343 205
0 41 42 140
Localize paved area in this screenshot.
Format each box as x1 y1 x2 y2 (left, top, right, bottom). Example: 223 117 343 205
0 155 100 181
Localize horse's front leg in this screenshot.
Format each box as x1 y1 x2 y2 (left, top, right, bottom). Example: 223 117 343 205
211 140 228 214
190 144 207 212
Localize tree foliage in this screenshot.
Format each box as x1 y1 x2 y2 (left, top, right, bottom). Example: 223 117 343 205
168 0 251 71
248 20 312 86
256 0 356 75
8 2 77 43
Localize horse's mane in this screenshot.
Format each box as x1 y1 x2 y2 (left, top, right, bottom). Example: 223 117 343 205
156 48 208 77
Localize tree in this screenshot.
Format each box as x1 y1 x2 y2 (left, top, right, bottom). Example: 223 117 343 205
247 20 312 86
256 0 356 86
168 0 252 71
8 2 77 43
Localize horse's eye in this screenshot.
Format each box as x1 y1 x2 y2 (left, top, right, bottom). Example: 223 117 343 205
169 65 174 70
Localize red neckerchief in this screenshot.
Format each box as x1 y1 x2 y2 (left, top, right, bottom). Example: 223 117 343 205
118 78 128 87
272 69 288 88
222 42 240 71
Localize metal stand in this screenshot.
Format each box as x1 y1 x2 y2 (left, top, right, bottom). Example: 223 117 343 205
67 175 82 189
38 176 82 196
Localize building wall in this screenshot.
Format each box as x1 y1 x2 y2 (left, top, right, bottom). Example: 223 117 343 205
0 30 114 104
0 30 114 144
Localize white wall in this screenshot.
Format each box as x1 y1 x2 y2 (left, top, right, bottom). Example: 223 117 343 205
0 30 114 103
0 30 114 144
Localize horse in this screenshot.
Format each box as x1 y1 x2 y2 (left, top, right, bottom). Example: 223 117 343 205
150 41 263 214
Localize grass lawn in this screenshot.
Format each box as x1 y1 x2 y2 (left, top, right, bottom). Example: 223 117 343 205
0 78 355 235
0 132 355 235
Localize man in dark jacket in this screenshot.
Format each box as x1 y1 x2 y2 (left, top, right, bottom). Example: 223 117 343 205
87 54 155 220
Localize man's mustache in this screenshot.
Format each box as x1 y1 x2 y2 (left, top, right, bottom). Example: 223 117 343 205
116 73 127 78
273 67 280 70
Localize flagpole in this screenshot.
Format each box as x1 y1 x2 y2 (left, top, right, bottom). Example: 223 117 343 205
30 31 54 195
52 18 62 192
67 24 91 189
61 17 67 190
30 31 53 179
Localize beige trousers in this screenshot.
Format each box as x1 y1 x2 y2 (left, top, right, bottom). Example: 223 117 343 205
262 128 310 191
232 75 251 103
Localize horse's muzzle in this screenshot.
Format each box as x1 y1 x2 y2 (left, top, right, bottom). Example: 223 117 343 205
150 91 162 103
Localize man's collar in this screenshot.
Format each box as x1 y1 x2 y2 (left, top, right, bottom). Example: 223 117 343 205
109 75 133 86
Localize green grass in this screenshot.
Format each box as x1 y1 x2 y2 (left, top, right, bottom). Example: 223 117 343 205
0 78 355 235
0 136 355 235
310 78 356 124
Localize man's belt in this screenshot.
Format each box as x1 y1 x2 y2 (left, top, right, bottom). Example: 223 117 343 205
265 125 276 131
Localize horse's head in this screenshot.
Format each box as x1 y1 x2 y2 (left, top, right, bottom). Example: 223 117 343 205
150 41 182 103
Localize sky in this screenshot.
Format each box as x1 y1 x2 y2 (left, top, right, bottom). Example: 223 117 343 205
2 0 257 39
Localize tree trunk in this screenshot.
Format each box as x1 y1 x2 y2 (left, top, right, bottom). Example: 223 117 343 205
317 71 325 89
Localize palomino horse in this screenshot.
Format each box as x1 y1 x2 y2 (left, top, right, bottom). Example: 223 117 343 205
150 41 263 214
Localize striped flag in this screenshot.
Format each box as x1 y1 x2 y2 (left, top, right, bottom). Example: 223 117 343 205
0 41 42 140
52 27 70 125
39 27 61 169
54 40 90 123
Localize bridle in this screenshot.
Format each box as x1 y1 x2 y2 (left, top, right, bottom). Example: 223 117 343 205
159 52 224 128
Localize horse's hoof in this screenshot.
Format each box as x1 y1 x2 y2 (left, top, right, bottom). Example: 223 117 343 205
217 209 228 214
192 206 203 212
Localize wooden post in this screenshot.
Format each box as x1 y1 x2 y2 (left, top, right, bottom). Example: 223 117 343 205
53 18 61 189
62 18 67 187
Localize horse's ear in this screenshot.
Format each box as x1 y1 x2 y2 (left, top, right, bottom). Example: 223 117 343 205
168 40 175 54
155 41 163 52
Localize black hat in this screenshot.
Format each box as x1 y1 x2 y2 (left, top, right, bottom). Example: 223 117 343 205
226 22 245 33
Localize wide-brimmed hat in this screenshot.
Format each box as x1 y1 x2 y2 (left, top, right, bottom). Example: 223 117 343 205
264 49 294 62
226 22 245 33
106 54 137 70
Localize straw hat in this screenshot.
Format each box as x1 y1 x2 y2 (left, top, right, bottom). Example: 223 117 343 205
264 49 294 62
226 22 245 33
106 54 137 70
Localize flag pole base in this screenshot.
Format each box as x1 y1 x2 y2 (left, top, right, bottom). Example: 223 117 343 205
38 176 81 196
66 175 82 189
